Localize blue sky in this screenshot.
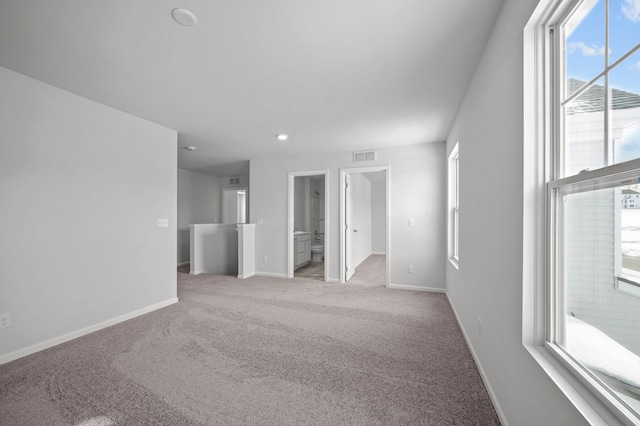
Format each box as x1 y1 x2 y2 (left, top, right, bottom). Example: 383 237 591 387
566 0 640 95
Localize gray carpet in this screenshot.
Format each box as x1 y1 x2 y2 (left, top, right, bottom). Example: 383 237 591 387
0 268 500 425
348 254 386 286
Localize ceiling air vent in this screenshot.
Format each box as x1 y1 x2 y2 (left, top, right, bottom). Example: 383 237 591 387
229 178 240 184
353 150 376 163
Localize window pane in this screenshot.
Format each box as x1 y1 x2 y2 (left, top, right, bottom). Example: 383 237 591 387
621 187 640 283
564 0 605 98
609 0 640 65
454 155 459 207
564 78 606 176
453 208 459 260
448 145 459 265
610 49 640 164
560 180 640 413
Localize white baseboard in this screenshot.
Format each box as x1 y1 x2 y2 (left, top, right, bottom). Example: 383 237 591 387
327 278 340 283
189 269 207 275
446 293 508 426
388 283 446 293
237 272 256 279
255 271 289 279
0 298 179 366
177 261 190 266
372 252 386 255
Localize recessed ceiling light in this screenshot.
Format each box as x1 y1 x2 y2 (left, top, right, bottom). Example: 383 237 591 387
185 146 196 151
171 8 197 27
276 134 289 141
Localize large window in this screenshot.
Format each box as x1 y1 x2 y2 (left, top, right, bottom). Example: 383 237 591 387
448 143 459 268
540 0 640 422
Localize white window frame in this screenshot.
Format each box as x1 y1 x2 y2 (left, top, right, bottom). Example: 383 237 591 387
525 0 640 424
448 143 459 269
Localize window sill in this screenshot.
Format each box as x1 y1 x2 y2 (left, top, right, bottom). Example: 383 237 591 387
616 276 640 298
524 343 636 425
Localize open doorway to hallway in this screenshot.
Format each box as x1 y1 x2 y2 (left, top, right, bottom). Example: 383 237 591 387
222 187 248 224
340 167 389 286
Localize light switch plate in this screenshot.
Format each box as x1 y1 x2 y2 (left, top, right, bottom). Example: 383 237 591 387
157 218 169 228
0 313 10 329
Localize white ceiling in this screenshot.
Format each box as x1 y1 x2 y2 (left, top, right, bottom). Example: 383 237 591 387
0 0 504 176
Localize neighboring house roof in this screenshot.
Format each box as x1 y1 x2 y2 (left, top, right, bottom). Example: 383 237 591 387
622 189 640 195
567 78 640 114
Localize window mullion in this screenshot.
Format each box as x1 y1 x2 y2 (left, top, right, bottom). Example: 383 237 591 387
604 0 610 167
550 24 564 181
549 157 640 191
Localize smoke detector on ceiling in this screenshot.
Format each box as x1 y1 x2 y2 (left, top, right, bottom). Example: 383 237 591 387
171 8 197 27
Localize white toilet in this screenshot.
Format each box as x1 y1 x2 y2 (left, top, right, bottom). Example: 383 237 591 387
310 243 324 262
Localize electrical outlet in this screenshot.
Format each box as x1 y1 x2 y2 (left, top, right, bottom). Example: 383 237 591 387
262 256 268 263
157 218 169 228
0 313 11 329
408 265 414 273
408 218 415 227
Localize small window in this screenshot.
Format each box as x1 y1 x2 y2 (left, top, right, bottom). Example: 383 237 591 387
448 143 459 268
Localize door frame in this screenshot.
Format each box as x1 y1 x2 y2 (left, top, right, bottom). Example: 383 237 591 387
287 170 330 279
339 166 390 285
345 173 356 281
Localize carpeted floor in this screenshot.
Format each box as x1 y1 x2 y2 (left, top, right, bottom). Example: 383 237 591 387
348 254 385 286
0 266 499 425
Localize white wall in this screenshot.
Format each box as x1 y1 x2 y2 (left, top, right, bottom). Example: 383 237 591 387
250 143 445 288
0 66 177 361
222 175 249 189
445 1 589 424
350 173 372 268
371 180 386 254
294 176 307 231
177 169 222 263
189 224 238 276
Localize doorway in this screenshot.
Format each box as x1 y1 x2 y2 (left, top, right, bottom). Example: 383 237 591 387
287 170 329 280
340 166 389 286
222 187 247 224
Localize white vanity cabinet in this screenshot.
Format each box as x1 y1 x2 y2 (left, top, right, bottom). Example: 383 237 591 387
294 232 311 269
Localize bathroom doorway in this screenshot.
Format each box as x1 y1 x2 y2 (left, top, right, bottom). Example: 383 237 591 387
340 166 389 286
287 170 329 281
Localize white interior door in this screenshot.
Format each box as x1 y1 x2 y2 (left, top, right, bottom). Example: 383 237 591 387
345 173 355 281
